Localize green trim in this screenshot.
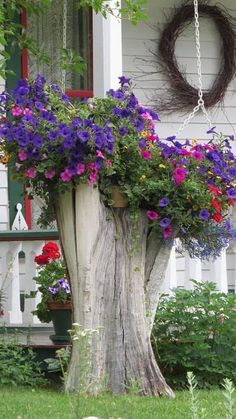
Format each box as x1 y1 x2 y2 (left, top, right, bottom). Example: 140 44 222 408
6 14 25 227
0 230 59 241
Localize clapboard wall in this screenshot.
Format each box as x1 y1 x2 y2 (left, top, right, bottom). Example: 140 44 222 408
122 0 236 140
0 72 8 231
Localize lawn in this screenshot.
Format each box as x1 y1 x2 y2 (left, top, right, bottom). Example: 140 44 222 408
0 388 232 419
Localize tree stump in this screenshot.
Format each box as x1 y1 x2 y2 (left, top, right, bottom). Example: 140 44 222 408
55 184 173 397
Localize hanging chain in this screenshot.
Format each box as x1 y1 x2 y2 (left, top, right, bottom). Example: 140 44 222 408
177 0 212 136
61 0 67 91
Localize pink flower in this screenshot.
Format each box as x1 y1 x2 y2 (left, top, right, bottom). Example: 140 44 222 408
148 134 159 143
146 210 159 221
89 173 98 183
141 149 151 160
141 112 153 121
76 163 86 175
25 167 36 179
11 106 23 116
18 150 27 161
181 149 190 156
23 108 33 116
60 168 73 182
45 169 56 179
191 150 203 160
105 160 112 167
163 225 173 238
173 167 186 185
96 150 105 159
87 163 98 184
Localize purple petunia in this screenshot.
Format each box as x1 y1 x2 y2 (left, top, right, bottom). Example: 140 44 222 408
114 91 126 100
199 209 210 220
77 131 91 143
118 127 128 136
160 218 171 228
159 198 170 207
227 188 236 199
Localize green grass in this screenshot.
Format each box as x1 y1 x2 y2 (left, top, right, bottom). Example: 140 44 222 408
0 388 234 419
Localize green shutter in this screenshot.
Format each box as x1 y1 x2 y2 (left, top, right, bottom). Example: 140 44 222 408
6 16 25 228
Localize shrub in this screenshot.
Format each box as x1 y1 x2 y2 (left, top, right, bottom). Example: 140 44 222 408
152 280 236 388
0 331 47 387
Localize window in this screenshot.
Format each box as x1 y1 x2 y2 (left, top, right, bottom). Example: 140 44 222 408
8 2 93 230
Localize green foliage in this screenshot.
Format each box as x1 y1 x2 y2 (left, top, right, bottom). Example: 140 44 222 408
1 0 147 79
45 346 71 382
222 378 235 419
30 259 68 323
0 330 47 387
152 281 236 389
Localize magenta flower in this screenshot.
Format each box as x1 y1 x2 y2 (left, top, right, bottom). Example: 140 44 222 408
191 150 203 160
11 106 22 116
141 149 151 160
23 108 33 116
146 210 159 221
76 163 86 175
60 168 73 182
96 150 105 159
45 169 56 179
25 167 36 179
173 167 186 185
18 150 27 161
163 225 173 238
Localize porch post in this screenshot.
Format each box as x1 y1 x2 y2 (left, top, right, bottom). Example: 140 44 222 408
92 2 122 97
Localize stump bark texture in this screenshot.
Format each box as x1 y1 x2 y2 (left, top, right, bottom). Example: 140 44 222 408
55 184 173 397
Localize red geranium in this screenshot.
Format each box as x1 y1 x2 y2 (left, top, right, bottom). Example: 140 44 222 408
209 185 221 197
211 199 221 213
42 242 61 259
212 213 223 223
34 254 50 265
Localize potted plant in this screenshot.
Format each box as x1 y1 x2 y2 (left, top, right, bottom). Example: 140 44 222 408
1 75 236 394
33 242 72 344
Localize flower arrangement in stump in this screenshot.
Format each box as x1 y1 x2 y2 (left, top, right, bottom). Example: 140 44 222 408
33 242 71 323
0 75 235 257
1 75 236 396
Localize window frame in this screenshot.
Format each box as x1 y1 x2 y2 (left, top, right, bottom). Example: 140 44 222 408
20 6 93 230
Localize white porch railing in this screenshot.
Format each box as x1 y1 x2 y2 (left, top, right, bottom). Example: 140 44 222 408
0 231 59 327
0 232 235 327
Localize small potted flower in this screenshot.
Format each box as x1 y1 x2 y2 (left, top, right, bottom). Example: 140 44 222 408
33 242 72 344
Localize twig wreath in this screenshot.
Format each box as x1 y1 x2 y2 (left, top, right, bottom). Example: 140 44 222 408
155 1 236 113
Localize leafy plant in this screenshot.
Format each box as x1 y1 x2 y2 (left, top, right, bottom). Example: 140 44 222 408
152 281 236 388
45 346 71 382
0 330 47 387
28 241 71 323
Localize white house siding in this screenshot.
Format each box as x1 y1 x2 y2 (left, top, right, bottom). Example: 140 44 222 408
122 0 236 141
0 71 8 231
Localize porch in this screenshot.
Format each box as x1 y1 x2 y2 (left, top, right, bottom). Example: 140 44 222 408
0 231 235 332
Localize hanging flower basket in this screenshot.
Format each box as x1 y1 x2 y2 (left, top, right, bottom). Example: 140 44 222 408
1 75 236 258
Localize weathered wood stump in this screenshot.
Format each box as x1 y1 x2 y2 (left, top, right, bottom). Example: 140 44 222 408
55 184 173 397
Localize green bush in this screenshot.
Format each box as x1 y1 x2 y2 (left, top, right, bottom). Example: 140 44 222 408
152 280 236 389
0 332 47 387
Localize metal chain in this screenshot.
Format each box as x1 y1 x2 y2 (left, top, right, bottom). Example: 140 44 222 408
61 0 67 91
176 0 212 136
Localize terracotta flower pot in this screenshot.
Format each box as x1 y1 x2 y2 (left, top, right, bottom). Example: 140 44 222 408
111 186 128 208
